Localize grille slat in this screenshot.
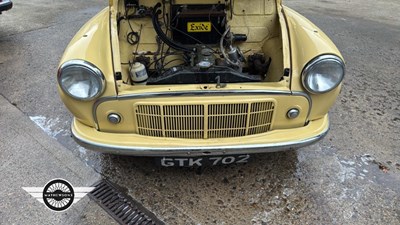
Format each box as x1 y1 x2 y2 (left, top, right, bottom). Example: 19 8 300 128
135 101 274 139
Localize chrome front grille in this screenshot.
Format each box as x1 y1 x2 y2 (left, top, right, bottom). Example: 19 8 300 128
135 102 274 139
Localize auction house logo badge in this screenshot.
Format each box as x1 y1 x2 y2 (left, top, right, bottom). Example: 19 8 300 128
23 179 94 212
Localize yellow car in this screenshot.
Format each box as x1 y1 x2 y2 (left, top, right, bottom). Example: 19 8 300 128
57 0 344 166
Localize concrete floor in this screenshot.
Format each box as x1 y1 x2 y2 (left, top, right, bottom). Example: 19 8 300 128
0 0 399 224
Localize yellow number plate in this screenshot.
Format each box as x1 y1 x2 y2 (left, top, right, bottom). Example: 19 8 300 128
187 22 212 32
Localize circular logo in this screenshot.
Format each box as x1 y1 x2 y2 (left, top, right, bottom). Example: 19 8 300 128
42 179 75 211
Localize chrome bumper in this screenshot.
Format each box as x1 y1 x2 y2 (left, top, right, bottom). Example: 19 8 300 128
72 120 329 157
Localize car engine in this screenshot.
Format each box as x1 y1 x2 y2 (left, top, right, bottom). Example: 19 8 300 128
122 0 272 85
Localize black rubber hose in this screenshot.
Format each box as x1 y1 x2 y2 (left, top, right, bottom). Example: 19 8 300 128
152 3 194 53
153 10 188 51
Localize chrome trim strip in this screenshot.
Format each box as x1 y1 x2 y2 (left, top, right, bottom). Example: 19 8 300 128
72 122 329 157
92 90 312 128
292 91 312 119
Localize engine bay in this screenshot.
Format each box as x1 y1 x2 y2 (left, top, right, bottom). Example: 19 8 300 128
117 0 282 86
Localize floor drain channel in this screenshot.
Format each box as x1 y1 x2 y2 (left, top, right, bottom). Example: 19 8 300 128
89 180 164 225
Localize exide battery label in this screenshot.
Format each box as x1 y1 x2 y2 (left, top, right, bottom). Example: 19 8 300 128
187 22 212 32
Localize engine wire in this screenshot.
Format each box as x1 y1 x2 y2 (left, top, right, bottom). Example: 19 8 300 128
162 58 185 69
124 2 233 77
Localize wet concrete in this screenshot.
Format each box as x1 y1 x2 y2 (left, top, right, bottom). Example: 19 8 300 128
0 93 116 224
1 0 399 224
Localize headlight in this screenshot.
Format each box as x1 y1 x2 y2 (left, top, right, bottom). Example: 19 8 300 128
302 55 345 94
57 60 105 101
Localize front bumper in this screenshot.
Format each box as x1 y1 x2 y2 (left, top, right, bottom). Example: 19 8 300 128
0 0 12 12
72 114 329 156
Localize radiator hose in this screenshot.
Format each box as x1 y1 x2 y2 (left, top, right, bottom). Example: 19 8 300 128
152 3 194 53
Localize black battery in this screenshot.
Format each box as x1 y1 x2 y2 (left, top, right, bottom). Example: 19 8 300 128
170 4 226 46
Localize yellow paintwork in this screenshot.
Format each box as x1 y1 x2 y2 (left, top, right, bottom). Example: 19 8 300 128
96 95 309 133
58 0 343 152
58 8 116 127
282 6 344 120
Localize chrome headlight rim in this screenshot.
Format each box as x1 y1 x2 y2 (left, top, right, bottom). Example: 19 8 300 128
301 54 345 94
57 59 106 101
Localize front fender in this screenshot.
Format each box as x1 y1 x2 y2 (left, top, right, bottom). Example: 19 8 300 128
58 7 117 127
283 6 344 120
